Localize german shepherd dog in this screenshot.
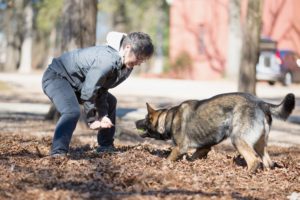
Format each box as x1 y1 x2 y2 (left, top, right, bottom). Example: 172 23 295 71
135 92 295 172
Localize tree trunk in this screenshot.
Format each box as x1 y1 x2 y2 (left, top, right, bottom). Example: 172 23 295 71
46 0 97 124
112 0 128 33
152 1 165 75
3 1 22 72
238 0 263 94
19 0 33 73
227 0 242 81
61 0 97 51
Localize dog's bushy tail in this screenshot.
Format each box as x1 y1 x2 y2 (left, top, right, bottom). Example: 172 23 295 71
268 93 295 120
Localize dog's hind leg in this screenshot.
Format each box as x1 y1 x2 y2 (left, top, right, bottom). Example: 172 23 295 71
255 146 273 169
232 108 267 172
254 130 274 169
190 147 211 160
261 148 273 169
232 138 261 172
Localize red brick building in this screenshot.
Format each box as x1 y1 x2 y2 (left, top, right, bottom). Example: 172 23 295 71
169 0 300 80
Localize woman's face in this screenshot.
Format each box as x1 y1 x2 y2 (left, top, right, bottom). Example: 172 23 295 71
123 45 145 69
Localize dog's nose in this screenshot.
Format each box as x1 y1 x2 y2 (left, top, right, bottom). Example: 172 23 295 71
135 119 146 129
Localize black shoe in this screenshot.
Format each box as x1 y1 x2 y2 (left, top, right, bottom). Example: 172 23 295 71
96 145 117 153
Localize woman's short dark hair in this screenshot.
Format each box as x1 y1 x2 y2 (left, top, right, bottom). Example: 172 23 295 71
121 32 154 59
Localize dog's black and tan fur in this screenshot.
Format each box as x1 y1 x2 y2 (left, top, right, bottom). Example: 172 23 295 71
136 92 295 172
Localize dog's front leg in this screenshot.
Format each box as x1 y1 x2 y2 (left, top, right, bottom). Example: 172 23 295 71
167 146 183 162
167 146 181 161
167 143 188 161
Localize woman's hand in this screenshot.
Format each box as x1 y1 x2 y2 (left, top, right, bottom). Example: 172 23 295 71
89 116 114 130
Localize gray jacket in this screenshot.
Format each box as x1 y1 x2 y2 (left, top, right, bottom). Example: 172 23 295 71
48 45 132 123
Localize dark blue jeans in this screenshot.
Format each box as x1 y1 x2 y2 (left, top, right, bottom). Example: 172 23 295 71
42 68 116 155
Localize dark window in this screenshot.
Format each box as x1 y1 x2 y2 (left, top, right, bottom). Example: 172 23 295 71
264 56 271 67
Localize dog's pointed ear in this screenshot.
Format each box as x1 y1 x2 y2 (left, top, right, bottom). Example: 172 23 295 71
146 103 155 114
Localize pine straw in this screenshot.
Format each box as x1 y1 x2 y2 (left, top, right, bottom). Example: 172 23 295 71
0 118 299 200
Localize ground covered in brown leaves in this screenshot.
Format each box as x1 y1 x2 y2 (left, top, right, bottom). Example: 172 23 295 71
0 116 299 200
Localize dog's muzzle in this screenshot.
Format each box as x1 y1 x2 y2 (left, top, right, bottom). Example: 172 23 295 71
135 119 149 138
